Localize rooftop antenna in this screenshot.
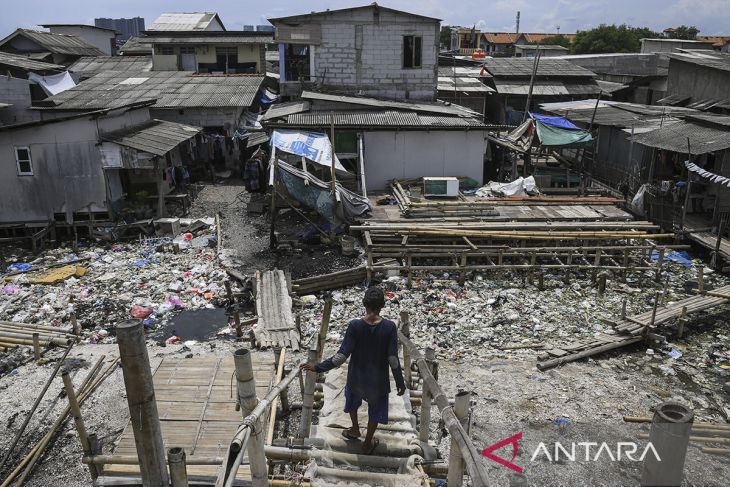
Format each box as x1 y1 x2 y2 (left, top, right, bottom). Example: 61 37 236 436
516 11 520 34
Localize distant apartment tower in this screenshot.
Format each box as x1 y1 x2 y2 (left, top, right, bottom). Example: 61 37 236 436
94 17 145 41
256 25 274 33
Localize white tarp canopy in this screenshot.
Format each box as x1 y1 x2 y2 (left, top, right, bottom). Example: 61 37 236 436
271 129 348 172
475 176 539 197
28 71 76 96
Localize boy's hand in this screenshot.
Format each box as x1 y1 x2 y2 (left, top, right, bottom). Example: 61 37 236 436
397 385 406 396
300 362 316 372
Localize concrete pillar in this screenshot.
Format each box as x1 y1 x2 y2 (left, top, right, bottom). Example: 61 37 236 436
641 402 693 487
168 447 189 487
234 348 268 487
447 391 471 487
116 320 169 487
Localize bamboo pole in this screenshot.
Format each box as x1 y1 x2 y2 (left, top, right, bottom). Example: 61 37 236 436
419 347 436 442
62 371 99 479
0 345 72 472
399 331 490 487
266 348 287 445
447 391 471 487
234 349 267 487
399 311 412 389
299 346 318 439
117 320 169 487
317 298 332 362
0 332 72 347
4 356 115 487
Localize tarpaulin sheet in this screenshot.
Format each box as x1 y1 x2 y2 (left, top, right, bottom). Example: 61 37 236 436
530 112 580 130
535 120 593 148
475 176 539 197
28 71 76 96
276 160 371 225
271 129 348 172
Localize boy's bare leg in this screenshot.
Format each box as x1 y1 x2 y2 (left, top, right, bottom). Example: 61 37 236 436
363 421 378 451
347 410 361 437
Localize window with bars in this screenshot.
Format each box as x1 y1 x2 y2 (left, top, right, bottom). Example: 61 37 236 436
403 35 422 68
15 146 33 175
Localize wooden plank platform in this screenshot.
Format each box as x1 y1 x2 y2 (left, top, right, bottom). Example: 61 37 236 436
537 284 730 370
255 270 300 351
105 354 277 481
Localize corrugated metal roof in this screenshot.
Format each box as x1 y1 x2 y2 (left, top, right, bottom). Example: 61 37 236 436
101 119 201 156
437 66 490 78
668 51 730 73
632 120 730 155
269 4 440 23
300 91 479 117
0 29 105 56
595 79 628 94
437 76 494 93
41 71 264 110
148 12 225 31
246 131 270 147
68 56 152 74
119 37 153 55
0 51 64 71
493 79 600 96
275 110 487 129
483 58 596 78
539 100 699 129
145 34 272 44
261 101 310 121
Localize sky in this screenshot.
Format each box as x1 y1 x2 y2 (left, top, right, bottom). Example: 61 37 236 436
2 0 730 38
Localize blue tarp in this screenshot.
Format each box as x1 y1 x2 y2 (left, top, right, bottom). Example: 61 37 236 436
530 113 580 130
651 250 694 267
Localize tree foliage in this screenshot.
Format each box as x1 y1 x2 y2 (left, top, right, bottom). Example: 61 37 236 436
440 26 453 49
572 24 662 54
666 25 700 40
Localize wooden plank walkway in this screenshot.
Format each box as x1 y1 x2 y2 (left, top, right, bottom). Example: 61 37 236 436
308 366 427 486
537 285 730 370
104 354 276 481
255 269 300 351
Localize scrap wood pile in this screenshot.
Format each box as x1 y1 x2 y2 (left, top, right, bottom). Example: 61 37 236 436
537 284 730 370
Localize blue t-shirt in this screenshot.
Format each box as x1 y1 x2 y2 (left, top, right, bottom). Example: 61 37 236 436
316 318 404 399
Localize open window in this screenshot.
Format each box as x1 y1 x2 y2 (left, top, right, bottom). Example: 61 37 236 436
403 35 422 68
15 146 33 176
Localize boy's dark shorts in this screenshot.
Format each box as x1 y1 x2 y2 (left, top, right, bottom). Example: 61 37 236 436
344 386 389 424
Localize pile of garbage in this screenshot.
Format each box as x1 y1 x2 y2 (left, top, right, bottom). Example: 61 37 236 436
297 260 729 364
0 219 228 345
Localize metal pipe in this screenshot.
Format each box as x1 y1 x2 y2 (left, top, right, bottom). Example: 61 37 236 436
234 349 268 487
168 447 189 487
641 402 693 487
116 319 169 487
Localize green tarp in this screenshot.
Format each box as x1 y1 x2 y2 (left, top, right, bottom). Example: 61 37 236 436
535 120 593 148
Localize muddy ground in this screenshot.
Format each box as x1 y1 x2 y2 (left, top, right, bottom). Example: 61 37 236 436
1 180 729 486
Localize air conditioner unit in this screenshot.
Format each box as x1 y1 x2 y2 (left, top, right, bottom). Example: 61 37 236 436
423 177 460 198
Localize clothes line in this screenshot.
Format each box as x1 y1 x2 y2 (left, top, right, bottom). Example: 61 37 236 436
685 161 730 188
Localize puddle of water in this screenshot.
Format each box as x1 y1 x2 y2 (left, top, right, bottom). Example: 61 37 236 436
154 308 229 341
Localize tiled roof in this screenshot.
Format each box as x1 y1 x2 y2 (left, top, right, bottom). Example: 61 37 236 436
697 35 730 47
